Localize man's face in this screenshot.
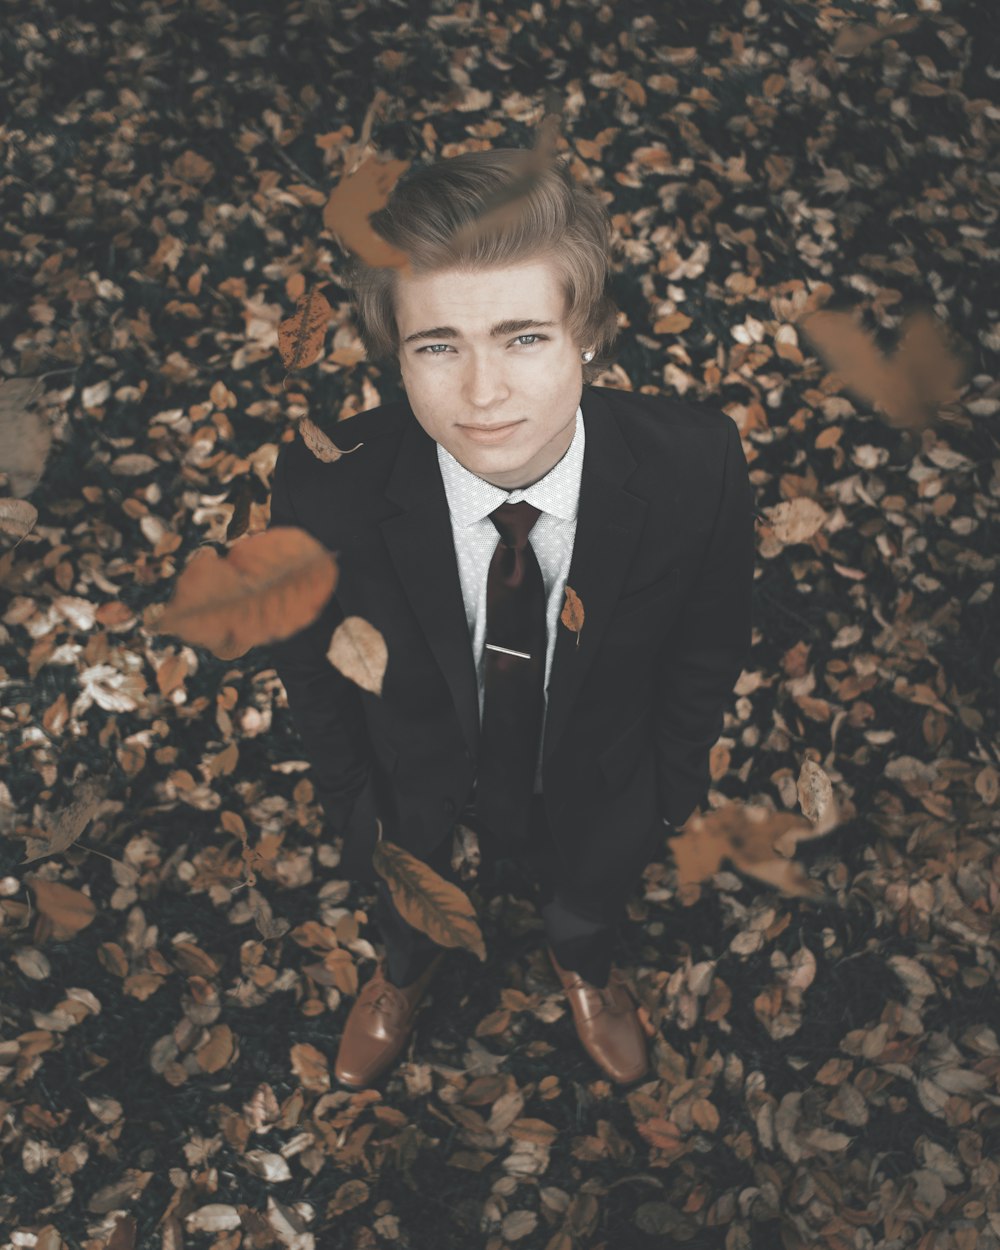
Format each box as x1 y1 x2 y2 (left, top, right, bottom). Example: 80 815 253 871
394 259 587 491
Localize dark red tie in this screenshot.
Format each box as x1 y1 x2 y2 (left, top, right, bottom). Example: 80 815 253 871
475 501 548 843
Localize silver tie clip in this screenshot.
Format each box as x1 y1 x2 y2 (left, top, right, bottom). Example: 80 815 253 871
486 642 532 659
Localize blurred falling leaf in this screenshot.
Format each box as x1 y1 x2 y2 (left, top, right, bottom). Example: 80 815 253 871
373 839 486 959
0 376 52 498
323 154 412 269
669 803 831 898
446 124 563 257
797 307 971 429
154 527 338 660
326 615 388 695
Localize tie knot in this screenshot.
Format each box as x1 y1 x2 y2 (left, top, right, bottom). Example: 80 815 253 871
489 501 542 550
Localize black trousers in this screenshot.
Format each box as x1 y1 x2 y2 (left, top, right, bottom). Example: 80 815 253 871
372 792 618 989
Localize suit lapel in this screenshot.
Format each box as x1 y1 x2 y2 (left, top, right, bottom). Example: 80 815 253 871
380 386 647 774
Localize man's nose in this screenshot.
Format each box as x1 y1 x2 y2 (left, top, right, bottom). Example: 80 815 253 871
464 354 510 402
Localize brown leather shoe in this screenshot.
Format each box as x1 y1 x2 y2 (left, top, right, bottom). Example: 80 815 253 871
334 951 447 1090
548 946 650 1085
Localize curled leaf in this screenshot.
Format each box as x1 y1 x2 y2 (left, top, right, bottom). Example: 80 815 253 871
297 415 364 463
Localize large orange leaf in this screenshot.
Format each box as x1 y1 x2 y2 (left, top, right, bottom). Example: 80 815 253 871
154 527 338 660
669 803 831 898
322 154 412 270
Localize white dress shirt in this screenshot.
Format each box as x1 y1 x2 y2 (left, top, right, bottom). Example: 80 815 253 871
436 405 585 794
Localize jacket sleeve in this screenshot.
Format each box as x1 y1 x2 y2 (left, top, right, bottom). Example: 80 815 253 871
653 415 755 828
265 436 372 833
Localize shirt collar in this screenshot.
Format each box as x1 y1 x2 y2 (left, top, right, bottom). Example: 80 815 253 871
436 404 585 527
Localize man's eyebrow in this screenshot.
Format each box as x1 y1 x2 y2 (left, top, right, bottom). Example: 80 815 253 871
402 318 558 345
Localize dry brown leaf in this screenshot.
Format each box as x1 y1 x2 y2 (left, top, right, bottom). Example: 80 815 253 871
248 891 290 941
155 526 338 660
21 777 108 864
831 14 923 57
560 584 584 646
326 615 387 695
195 1023 236 1073
296 415 364 463
277 288 333 372
26 877 97 938
289 1041 330 1092
373 839 486 959
0 497 38 547
327 1180 370 1216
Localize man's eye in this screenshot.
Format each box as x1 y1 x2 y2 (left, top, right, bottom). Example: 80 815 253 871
416 334 547 355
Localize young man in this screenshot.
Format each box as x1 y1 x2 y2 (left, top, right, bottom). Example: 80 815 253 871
267 149 755 1090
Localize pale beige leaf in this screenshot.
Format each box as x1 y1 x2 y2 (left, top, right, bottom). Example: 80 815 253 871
326 615 387 695
110 453 159 475
185 1205 242 1233
763 497 829 547
0 381 52 497
795 758 838 833
888 954 937 1001
0 497 38 545
241 1150 292 1183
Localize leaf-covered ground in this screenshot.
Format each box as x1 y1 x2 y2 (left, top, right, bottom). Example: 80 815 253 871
1 2 998 1248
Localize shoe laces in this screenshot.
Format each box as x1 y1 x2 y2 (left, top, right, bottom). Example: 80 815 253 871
363 977 403 1016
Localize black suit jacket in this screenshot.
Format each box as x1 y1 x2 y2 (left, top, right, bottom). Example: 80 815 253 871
266 383 755 924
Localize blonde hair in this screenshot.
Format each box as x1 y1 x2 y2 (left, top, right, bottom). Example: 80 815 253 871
341 148 621 383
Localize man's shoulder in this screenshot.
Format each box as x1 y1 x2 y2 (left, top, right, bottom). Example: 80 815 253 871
590 387 730 437
588 385 735 445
